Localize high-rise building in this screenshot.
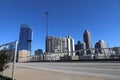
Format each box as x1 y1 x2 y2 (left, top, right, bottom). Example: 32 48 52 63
46 35 75 56
83 29 92 49
46 36 67 53
65 35 75 56
94 40 109 59
18 24 32 52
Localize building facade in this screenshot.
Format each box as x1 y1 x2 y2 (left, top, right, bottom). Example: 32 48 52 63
34 49 43 55
75 41 86 56
46 36 66 53
18 24 32 52
83 29 92 49
65 36 75 56
94 40 109 59
46 35 75 56
75 41 81 51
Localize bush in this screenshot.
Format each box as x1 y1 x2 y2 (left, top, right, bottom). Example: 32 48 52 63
0 50 12 75
0 75 13 80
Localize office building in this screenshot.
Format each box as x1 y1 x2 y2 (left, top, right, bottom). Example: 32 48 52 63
46 35 75 56
75 41 81 51
46 36 67 53
17 24 32 62
65 35 75 56
95 40 108 49
94 40 109 59
83 29 92 55
83 29 92 49
75 41 86 56
34 49 43 55
18 24 32 52
75 41 86 50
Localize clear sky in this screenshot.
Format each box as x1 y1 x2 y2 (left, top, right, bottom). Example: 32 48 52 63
0 0 120 53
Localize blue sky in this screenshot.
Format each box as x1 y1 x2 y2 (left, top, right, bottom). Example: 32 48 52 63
0 0 120 53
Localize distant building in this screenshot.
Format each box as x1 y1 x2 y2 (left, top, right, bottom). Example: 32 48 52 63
81 42 86 50
46 36 67 53
95 40 108 49
83 29 92 49
111 47 120 59
46 35 75 56
75 41 81 56
94 40 109 59
5 43 16 50
65 35 75 56
75 41 86 56
75 41 86 50
17 24 33 61
18 24 33 52
34 49 43 55
75 41 81 51
83 29 92 55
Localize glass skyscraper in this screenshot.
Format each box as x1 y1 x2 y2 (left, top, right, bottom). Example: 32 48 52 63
18 24 32 52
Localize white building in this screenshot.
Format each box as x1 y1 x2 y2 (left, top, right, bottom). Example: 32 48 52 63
46 35 75 56
65 35 75 56
94 40 109 59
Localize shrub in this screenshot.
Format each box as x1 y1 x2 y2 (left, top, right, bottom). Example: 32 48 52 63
0 50 12 75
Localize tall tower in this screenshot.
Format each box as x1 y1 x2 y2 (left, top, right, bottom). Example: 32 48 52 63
18 24 32 52
83 29 92 49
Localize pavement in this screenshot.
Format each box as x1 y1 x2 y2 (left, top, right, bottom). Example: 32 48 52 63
3 62 120 80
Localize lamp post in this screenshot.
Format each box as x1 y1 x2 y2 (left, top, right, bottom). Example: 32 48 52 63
45 11 48 60
45 11 48 37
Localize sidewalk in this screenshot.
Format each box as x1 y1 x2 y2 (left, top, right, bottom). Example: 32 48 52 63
4 66 110 80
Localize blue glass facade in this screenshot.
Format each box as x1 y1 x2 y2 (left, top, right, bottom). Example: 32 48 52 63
18 24 32 52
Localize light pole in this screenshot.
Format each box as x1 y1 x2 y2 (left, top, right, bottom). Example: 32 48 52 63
45 11 48 37
45 11 48 61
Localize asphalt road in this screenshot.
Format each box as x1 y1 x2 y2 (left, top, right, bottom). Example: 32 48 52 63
15 62 120 80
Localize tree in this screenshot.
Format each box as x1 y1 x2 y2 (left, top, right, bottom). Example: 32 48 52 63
0 50 12 75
